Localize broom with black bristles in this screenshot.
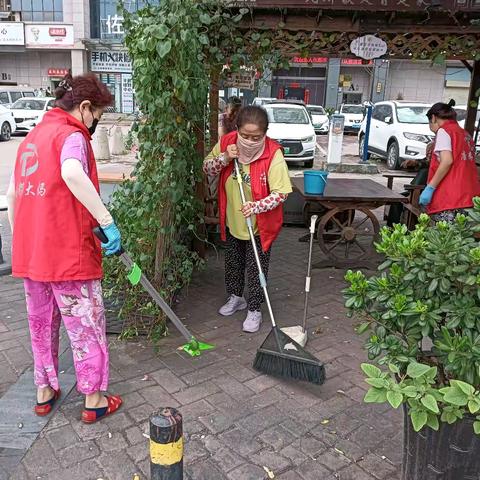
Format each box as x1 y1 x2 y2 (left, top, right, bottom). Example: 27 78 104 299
233 159 326 385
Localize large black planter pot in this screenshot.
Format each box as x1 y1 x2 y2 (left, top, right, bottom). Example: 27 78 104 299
402 408 480 479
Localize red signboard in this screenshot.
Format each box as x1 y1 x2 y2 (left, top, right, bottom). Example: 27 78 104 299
48 68 70 77
293 56 328 63
293 57 373 65
341 58 373 65
49 27 67 37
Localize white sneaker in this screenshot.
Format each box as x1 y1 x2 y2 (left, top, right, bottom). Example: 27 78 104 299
243 310 262 333
219 295 247 316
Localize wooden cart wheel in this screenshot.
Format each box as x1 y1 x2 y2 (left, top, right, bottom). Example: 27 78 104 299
317 207 380 260
302 201 327 228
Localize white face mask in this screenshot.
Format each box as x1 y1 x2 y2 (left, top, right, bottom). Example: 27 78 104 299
237 134 266 165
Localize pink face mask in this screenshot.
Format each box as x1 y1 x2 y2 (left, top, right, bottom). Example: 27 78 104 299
237 134 266 165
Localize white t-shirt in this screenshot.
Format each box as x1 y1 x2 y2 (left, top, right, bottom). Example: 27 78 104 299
434 128 452 154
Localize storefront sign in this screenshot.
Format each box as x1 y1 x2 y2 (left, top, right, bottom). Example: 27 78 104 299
48 68 70 77
350 35 387 60
25 24 74 48
0 22 24 45
101 14 125 39
293 57 328 64
121 74 134 114
90 51 132 73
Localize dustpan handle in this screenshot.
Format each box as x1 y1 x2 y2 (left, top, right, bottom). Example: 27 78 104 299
234 159 277 329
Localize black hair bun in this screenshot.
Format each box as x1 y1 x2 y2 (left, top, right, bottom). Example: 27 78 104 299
55 73 73 99
447 99 456 108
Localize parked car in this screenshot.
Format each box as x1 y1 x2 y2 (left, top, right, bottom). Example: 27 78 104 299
359 101 434 169
10 97 55 132
0 104 16 141
339 104 365 133
307 105 329 134
0 87 36 107
263 102 316 168
252 97 276 106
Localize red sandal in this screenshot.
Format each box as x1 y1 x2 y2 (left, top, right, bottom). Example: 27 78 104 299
34 388 61 417
81 395 122 424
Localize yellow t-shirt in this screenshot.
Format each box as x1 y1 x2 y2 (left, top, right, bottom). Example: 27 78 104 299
205 143 292 240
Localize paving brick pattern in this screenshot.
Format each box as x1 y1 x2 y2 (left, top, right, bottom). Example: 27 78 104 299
0 226 403 479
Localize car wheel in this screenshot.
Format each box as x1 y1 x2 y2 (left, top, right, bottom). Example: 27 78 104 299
359 135 371 160
387 140 400 170
304 159 314 168
0 122 11 141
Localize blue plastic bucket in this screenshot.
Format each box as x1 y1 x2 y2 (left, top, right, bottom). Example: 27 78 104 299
304 170 328 195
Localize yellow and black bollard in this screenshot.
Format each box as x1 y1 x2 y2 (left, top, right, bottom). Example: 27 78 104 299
150 407 183 480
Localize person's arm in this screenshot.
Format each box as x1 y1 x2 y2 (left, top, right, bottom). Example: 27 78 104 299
428 150 453 188
241 150 293 217
6 174 15 232
203 142 237 176
61 159 112 226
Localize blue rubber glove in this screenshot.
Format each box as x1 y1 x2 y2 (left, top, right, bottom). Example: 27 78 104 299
419 185 436 206
101 223 122 256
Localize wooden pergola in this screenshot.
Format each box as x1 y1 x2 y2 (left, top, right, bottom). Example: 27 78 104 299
210 0 480 144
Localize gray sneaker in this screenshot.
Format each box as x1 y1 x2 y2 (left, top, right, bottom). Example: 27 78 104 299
219 295 247 316
243 310 262 333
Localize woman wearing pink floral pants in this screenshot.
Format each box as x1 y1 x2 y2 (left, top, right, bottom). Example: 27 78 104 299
7 74 122 422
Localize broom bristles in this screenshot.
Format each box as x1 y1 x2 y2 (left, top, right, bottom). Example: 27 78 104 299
253 350 326 385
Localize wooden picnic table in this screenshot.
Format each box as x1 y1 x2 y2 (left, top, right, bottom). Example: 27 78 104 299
292 176 408 269
383 170 417 190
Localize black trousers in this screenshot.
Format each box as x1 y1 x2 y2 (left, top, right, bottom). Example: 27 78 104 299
225 232 271 312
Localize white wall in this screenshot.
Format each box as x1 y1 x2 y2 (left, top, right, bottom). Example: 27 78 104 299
0 51 71 88
339 66 371 101
385 60 445 103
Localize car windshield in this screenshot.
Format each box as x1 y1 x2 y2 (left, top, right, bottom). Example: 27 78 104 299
342 105 363 114
396 106 430 124
308 107 326 115
12 99 46 110
266 107 309 124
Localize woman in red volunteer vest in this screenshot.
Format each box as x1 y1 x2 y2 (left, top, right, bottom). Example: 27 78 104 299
6 74 122 423
419 100 480 221
203 106 292 333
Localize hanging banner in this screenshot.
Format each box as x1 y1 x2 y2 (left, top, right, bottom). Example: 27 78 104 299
223 68 256 90
121 74 134 113
350 35 388 60
25 24 74 48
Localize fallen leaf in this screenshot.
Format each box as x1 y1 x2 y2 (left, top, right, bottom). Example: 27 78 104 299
321 419 330 425
337 389 346 395
133 475 140 480
108 432 112 439
142 433 150 439
334 448 345 456
262 466 275 479
323 316 330 320
141 375 149 381
313 327 323 335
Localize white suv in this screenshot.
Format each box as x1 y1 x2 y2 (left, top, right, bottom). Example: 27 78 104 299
359 101 434 169
264 102 316 168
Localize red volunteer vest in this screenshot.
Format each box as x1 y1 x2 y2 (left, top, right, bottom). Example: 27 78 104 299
12 108 102 282
427 120 480 214
218 131 283 252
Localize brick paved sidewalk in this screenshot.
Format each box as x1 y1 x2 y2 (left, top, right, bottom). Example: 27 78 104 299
1 227 403 480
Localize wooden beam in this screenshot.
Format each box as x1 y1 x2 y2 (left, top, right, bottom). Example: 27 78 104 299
465 60 480 136
209 71 220 149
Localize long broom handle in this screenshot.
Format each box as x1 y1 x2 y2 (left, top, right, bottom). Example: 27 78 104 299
93 228 194 343
234 159 277 328
302 214 318 333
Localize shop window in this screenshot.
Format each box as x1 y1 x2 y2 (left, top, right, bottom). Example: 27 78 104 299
0 92 9 104
16 0 63 22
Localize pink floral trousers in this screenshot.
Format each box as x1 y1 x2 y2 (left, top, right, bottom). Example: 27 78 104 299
24 278 109 395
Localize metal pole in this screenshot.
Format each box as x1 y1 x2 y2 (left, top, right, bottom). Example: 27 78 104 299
362 104 373 163
150 408 183 480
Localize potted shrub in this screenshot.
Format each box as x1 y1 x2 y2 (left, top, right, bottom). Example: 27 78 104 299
344 208 480 479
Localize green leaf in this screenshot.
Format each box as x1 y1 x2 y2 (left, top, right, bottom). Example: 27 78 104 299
157 40 172 58
356 322 370 334
474 421 480 434
421 394 439 414
428 279 438 293
433 53 446 66
468 399 480 414
199 13 211 24
364 387 388 403
411 410 428 432
361 363 382 378
386 391 403 409
451 380 475 396
401 386 418 398
388 363 400 374
426 414 439 431
407 362 431 379
366 378 386 388
442 387 469 406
